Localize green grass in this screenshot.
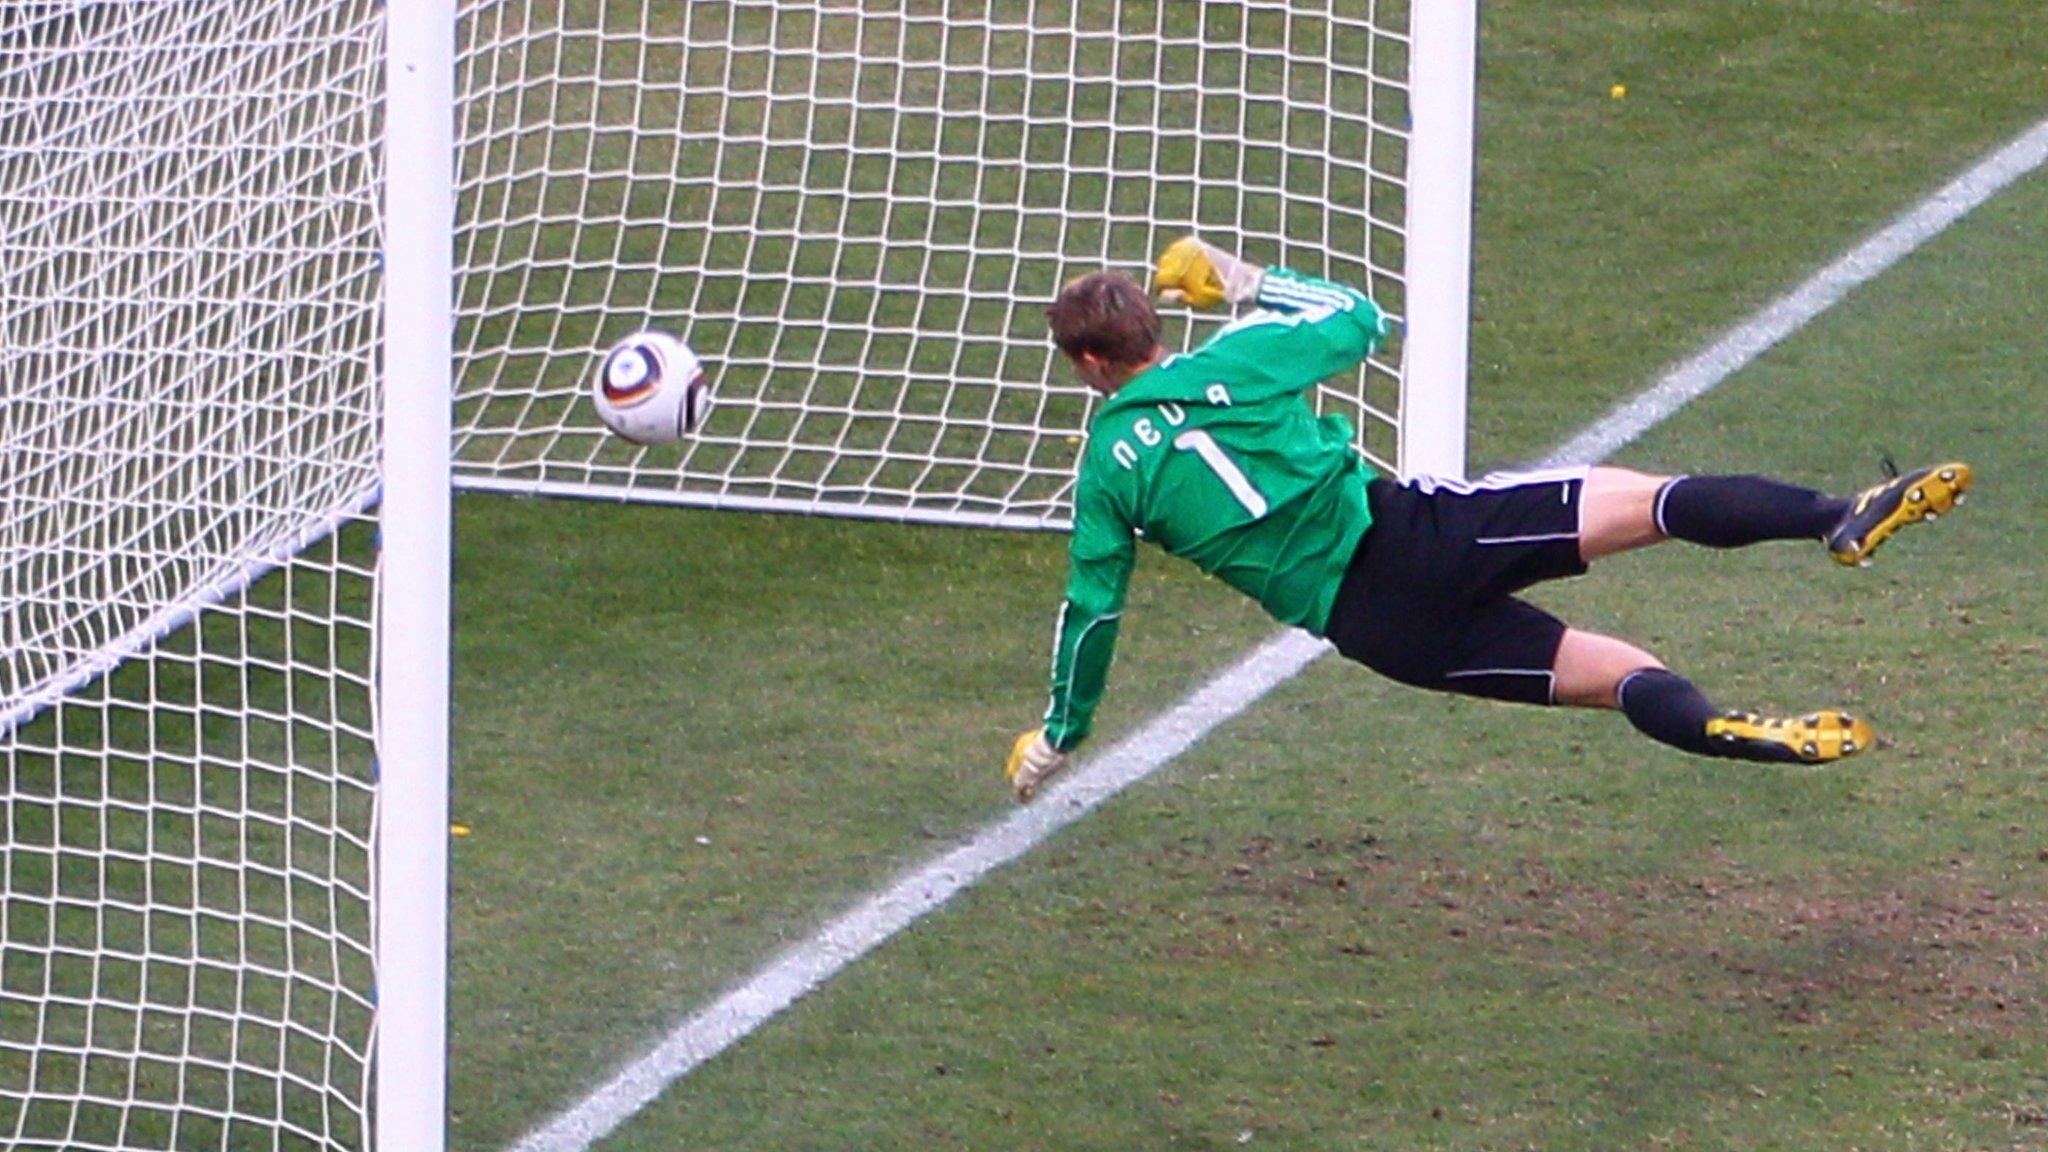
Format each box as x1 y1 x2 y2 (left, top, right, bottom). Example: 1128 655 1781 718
1469 0 2048 464
442 4 2048 1150
446 497 1275 1142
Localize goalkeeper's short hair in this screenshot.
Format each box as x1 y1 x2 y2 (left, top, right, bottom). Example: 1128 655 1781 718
1047 271 1160 369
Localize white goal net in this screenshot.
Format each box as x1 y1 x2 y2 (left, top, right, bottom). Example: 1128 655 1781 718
0 2 420 1148
2 0 1469 1146
454 0 1454 529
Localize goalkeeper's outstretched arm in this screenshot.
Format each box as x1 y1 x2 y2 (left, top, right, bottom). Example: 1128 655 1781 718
1008 477 1134 802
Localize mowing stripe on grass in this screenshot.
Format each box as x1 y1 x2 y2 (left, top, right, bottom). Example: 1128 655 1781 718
504 114 2048 1152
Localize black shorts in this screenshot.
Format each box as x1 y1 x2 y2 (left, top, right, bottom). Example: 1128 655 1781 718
1322 467 1591 705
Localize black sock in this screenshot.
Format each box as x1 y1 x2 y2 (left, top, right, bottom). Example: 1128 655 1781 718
1617 668 1797 762
1655 475 1850 548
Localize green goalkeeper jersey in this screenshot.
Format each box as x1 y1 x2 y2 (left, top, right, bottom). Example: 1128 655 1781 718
1043 267 1391 751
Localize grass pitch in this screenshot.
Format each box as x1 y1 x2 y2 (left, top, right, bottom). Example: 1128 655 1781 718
445 3 2048 1150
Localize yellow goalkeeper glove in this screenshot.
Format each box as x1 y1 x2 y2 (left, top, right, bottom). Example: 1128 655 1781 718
1004 728 1068 803
1153 236 1263 309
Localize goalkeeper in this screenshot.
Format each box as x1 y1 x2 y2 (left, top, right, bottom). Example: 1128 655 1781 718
1004 237 1971 800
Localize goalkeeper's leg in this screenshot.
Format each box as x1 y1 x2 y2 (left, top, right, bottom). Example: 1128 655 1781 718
1582 464 1971 566
1579 467 1851 561
1554 629 1874 764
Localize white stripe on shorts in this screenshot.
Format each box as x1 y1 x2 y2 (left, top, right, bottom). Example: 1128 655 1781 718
1443 667 1560 706
1405 464 1591 496
1474 531 1580 546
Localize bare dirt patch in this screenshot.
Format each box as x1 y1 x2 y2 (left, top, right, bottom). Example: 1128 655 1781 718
1200 833 2048 1034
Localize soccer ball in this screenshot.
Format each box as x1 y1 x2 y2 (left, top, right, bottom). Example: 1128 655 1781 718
590 331 711 446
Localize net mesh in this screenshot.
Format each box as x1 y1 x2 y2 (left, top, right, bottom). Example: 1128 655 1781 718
0 3 382 1147
454 0 1413 528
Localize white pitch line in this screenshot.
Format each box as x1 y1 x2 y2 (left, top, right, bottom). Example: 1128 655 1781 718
504 114 2048 1152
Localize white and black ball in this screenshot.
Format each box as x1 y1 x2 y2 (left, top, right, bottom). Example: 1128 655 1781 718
590 331 711 446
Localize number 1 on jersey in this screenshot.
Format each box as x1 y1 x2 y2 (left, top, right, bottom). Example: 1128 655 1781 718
1173 429 1268 518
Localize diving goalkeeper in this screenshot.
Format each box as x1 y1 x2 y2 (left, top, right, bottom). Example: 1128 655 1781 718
1003 237 1971 801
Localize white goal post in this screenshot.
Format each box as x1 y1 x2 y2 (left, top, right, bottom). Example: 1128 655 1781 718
452 0 1476 525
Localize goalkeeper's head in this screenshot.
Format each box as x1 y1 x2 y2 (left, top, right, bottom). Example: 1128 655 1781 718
1047 271 1163 395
